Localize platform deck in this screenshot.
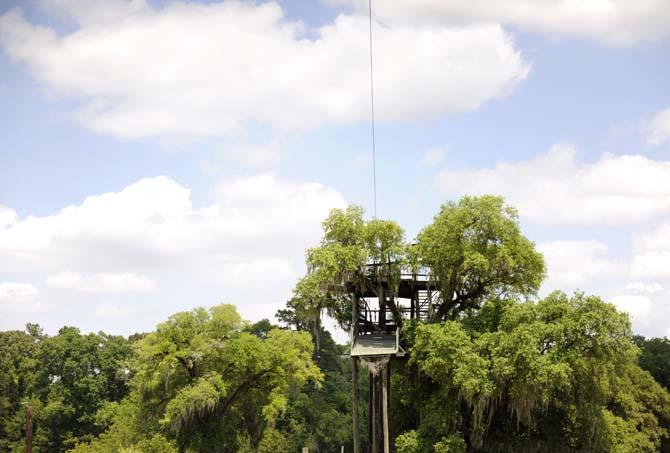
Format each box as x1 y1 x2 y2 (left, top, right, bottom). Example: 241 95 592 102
351 332 397 357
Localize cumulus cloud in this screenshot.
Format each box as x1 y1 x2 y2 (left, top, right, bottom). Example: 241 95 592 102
0 1 528 141
328 0 670 46
609 294 653 323
0 281 38 302
625 281 665 294
46 271 155 292
538 240 624 290
632 222 670 278
647 108 670 146
436 145 670 226
0 174 346 288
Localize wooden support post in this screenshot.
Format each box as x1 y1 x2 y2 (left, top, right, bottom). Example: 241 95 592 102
352 293 361 453
371 370 378 453
386 363 391 409
25 405 33 453
368 369 373 453
382 364 389 453
352 357 360 453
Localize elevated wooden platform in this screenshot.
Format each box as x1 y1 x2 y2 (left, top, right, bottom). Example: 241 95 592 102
351 332 400 357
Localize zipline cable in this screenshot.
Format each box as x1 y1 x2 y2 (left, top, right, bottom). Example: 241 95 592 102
368 0 377 219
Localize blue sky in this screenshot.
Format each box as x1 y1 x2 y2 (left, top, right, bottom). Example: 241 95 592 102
1 0 670 340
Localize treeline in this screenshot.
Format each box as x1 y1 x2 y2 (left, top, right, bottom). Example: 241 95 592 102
0 309 357 452
1 307 669 452
2 195 670 451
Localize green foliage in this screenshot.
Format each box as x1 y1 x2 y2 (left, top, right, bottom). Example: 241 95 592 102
0 329 40 449
404 291 670 451
129 304 321 452
414 195 545 320
274 328 354 452
0 326 133 452
283 204 406 346
396 429 421 452
433 435 467 453
635 335 670 390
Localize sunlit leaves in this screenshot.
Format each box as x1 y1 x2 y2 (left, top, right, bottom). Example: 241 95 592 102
407 292 670 450
415 195 545 319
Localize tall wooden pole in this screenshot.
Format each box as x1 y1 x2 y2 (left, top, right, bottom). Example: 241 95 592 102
352 292 361 453
367 368 372 452
382 364 389 453
25 405 33 453
370 371 377 453
352 357 360 453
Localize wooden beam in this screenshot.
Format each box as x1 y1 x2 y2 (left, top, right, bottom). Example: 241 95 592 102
371 370 377 453
352 292 361 453
368 369 373 453
382 365 389 453
352 357 360 453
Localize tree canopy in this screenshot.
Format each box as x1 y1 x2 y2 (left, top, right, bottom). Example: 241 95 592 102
413 195 546 321
399 291 670 451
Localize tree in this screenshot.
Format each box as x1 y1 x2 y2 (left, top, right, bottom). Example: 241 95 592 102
27 327 133 451
413 195 545 321
82 304 323 452
285 205 406 351
400 292 670 451
634 336 670 390
0 328 40 450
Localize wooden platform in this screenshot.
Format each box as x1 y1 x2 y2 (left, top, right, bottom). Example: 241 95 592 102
351 332 398 357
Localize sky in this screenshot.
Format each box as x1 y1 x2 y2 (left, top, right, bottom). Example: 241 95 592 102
1 0 670 341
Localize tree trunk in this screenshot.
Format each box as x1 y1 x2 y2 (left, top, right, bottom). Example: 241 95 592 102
25 405 33 453
314 309 321 353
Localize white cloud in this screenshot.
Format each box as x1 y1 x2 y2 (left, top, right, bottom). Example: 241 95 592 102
329 0 670 46
647 108 670 146
609 294 653 323
631 252 670 278
538 240 624 290
625 281 664 294
46 271 155 292
0 174 346 286
420 146 447 166
632 222 670 278
436 145 670 226
0 281 38 302
0 206 18 228
0 1 528 141
94 303 137 318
